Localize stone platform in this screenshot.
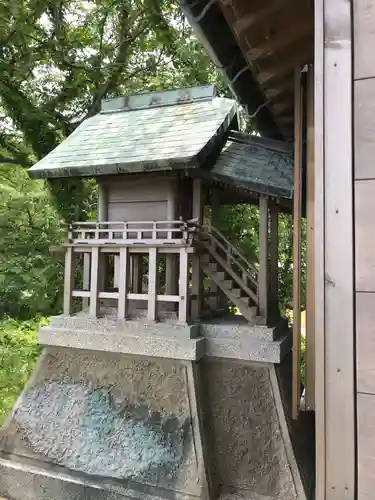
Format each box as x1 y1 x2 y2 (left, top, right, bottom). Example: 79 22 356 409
0 316 314 500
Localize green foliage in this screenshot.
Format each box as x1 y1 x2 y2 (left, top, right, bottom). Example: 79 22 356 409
0 163 64 318
0 317 45 424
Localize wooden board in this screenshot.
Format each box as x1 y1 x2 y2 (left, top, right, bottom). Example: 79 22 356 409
324 0 355 495
354 0 375 80
292 68 303 420
356 292 375 394
305 66 315 411
354 79 375 180
314 0 326 496
358 393 375 500
355 180 375 291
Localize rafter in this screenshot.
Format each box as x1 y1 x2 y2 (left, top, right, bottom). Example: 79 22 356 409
232 0 289 36
256 45 312 86
247 18 313 61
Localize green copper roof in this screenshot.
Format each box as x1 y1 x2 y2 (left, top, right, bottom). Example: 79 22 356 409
207 131 293 199
28 85 237 179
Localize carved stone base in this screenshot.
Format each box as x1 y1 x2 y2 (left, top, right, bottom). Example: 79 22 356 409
0 347 313 500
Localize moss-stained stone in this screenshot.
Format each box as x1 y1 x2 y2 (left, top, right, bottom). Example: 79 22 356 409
0 348 208 497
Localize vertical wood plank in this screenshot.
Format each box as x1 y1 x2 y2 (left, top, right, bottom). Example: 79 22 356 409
314 0 326 496
269 204 279 322
324 0 355 495
148 247 157 321
118 247 129 320
179 248 189 323
306 66 316 411
63 247 75 315
292 67 303 421
90 246 100 317
259 195 269 324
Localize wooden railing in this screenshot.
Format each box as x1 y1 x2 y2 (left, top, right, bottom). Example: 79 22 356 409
199 224 259 305
67 220 197 245
63 219 198 323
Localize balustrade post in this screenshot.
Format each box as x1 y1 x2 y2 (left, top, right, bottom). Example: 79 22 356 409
63 247 75 315
147 247 157 321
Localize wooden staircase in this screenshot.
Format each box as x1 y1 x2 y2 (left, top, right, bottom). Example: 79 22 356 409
197 225 260 324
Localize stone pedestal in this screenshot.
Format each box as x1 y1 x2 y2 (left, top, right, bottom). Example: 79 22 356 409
0 317 314 500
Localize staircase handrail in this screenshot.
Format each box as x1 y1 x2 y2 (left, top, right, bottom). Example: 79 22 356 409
199 224 258 291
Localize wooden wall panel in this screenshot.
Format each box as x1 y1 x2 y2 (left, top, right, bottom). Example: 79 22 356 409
355 79 375 179
358 393 375 500
355 180 375 291
354 0 375 80
356 292 375 393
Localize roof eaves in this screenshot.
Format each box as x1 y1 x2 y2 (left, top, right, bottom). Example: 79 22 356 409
178 0 282 140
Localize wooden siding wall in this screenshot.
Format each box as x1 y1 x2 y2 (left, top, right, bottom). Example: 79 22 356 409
354 3 375 498
105 176 176 222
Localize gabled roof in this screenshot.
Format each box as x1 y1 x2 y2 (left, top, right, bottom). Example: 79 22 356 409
28 85 237 179
205 131 293 199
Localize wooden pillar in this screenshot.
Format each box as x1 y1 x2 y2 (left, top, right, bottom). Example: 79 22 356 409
269 204 279 322
118 247 129 319
147 247 157 321
82 252 91 310
258 195 269 324
166 184 177 295
63 247 75 315
191 179 203 320
292 68 303 420
89 246 101 317
179 248 189 323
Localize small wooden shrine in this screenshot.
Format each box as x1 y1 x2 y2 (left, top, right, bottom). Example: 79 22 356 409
30 85 293 329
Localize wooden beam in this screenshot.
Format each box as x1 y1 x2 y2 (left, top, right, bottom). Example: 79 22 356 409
323 0 355 495
292 67 303 421
259 195 269 324
233 0 289 36
305 67 315 411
